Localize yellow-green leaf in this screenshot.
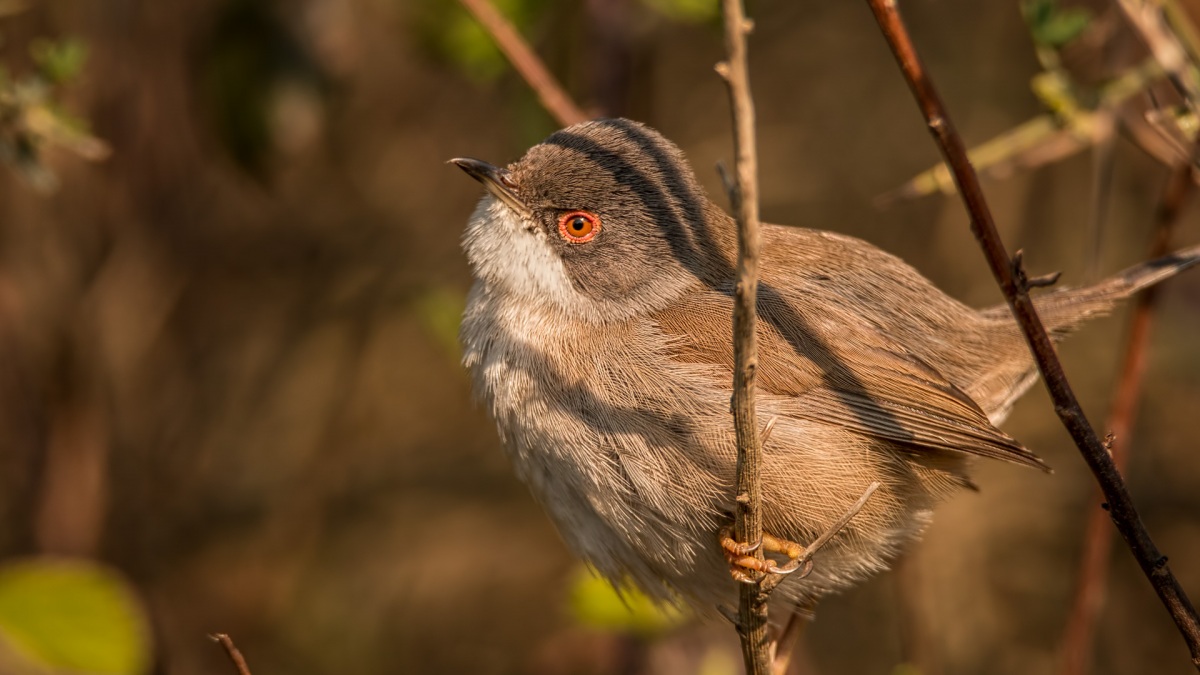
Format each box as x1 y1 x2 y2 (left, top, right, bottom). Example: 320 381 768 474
0 558 151 675
414 286 466 358
30 39 87 84
641 0 719 23
567 566 687 637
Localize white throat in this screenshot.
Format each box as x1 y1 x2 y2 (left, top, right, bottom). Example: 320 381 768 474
462 196 581 313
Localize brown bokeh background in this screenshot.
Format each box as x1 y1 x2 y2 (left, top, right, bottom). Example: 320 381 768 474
2 1 1199 673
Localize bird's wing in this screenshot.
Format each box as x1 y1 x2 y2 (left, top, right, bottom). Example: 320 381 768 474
653 287 1048 471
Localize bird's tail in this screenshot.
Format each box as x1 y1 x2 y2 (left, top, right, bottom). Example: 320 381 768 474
980 242 1200 333
971 243 1199 424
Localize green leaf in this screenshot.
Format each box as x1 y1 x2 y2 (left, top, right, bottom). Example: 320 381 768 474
1023 0 1091 47
415 0 545 82
640 0 719 23
0 558 151 675
567 566 687 637
414 286 466 358
30 39 87 84
1037 10 1091 46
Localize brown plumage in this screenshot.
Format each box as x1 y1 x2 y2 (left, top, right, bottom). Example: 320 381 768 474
452 118 1200 613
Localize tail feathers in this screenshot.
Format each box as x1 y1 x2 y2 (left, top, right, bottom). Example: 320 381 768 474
980 242 1200 335
969 243 1199 423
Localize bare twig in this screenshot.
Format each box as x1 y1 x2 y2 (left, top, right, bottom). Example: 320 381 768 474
806 484 876 554
456 0 588 127
1115 0 1200 113
209 633 253 675
758 481 881 595
864 0 1200 668
1059 152 1197 675
715 0 769 671
768 483 879 670
772 603 814 675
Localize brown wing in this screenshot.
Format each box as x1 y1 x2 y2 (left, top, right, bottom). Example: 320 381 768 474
654 286 1049 472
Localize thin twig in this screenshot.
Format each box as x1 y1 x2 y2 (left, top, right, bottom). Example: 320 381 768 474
716 0 769 672
758 482 881 595
1115 0 1200 115
209 633 253 675
456 0 588 127
772 602 814 675
864 0 1200 669
805 483 876 554
1058 153 1197 675
767 483 879 669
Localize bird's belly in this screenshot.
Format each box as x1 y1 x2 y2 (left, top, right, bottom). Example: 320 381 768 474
460 296 938 610
462 311 735 600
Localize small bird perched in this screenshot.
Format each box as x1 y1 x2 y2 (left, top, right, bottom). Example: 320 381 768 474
452 118 1199 614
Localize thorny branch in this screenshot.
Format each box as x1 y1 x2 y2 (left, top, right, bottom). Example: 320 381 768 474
1059 150 1198 675
210 633 253 675
456 0 588 127
715 0 769 671
864 0 1200 669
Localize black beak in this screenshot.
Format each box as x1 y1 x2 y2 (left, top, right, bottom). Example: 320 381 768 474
450 157 531 219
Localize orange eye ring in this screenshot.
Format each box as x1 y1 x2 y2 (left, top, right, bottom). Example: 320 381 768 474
557 210 601 243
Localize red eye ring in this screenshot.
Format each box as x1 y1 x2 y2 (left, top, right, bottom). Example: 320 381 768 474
557 210 601 243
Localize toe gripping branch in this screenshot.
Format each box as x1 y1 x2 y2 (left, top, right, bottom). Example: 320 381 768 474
717 481 882 587
720 525 815 584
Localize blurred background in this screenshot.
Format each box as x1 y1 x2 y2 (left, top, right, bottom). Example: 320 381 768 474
1 0 1199 673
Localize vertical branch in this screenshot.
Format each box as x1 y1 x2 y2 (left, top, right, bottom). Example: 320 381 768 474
715 0 769 672
1058 156 1196 675
863 0 1200 668
456 0 589 127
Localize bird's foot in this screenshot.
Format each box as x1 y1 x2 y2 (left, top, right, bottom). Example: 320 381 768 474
718 525 813 584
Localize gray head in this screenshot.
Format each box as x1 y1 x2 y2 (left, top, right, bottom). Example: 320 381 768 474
452 119 734 323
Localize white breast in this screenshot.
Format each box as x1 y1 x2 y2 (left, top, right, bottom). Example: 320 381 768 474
461 196 581 313
459 282 733 601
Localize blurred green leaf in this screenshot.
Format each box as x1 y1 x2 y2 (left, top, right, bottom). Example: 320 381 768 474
1023 0 1091 48
415 0 543 82
30 38 86 84
641 0 719 23
0 34 106 191
567 566 686 637
442 12 508 81
415 286 466 357
0 559 151 675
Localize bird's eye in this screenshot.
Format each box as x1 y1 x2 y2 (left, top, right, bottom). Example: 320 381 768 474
557 210 600 243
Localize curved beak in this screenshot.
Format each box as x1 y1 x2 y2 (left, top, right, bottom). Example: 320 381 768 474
449 157 531 219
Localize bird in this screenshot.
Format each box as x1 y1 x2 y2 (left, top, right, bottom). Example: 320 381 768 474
451 117 1199 614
